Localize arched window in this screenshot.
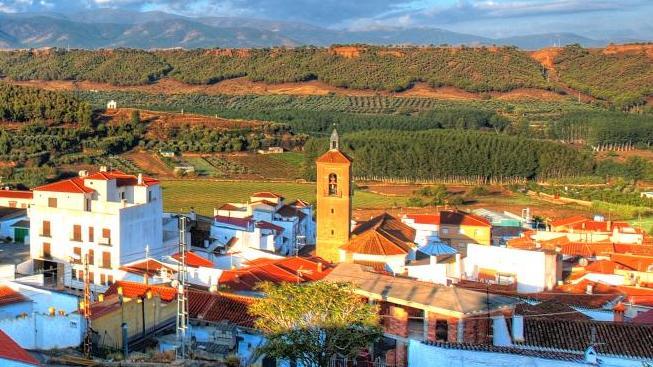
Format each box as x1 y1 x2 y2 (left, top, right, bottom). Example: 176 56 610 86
328 173 338 196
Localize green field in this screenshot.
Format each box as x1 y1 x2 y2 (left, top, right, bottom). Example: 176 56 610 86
184 157 216 176
629 216 653 232
161 180 407 215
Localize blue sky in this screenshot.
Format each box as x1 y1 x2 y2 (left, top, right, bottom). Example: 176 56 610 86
0 0 651 39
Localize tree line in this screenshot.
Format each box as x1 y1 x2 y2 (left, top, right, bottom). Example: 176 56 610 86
304 130 595 181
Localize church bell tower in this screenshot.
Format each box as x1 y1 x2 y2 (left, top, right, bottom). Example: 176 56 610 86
315 129 352 263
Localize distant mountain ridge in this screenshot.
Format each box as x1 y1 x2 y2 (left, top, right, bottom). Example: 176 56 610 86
0 9 634 49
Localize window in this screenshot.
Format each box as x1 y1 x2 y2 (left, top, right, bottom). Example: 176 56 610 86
148 190 154 202
88 249 94 265
101 228 111 245
331 208 334 214
441 228 449 235
73 247 81 263
102 252 111 269
78 270 84 281
435 320 449 342
331 229 334 235
100 274 106 285
328 173 338 196
8 201 16 208
120 191 126 200
72 225 82 242
72 271 77 280
48 197 57 208
42 242 51 258
88 227 94 243
107 275 114 285
42 220 51 237
84 199 91 212
88 272 94 284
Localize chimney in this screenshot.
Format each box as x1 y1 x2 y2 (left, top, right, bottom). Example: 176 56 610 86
606 220 612 232
512 315 524 342
78 170 89 178
613 302 625 322
99 165 108 172
586 284 594 295
137 173 143 185
317 262 323 273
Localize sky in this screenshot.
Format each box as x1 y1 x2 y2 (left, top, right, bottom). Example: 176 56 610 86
0 0 651 39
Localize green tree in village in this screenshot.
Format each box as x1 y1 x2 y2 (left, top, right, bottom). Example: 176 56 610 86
249 281 382 367
130 109 141 125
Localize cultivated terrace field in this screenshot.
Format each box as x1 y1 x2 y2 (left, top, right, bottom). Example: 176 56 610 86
1 44 652 109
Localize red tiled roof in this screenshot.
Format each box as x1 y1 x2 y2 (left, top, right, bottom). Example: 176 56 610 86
550 215 589 228
218 203 242 211
293 199 310 208
276 204 306 220
316 150 352 164
104 281 177 302
214 215 253 229
34 170 158 193
585 260 628 274
251 192 283 199
120 258 177 277
172 251 214 268
219 257 333 291
34 177 94 194
440 210 491 227
0 190 33 199
0 330 40 366
251 199 278 207
403 214 441 226
613 244 653 256
610 253 653 272
343 213 415 256
352 260 388 272
256 221 284 232
518 318 653 358
0 286 28 307
515 299 590 321
188 289 255 327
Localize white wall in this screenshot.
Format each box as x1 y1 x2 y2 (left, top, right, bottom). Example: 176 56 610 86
464 244 558 293
407 340 648 367
0 313 83 350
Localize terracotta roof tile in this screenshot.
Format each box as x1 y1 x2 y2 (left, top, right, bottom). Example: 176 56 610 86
219 257 333 291
34 177 94 194
214 215 253 229
610 253 653 272
104 281 177 302
440 210 491 227
515 299 590 321
316 150 352 164
172 251 214 268
255 221 284 232
34 170 158 193
251 192 283 199
0 190 33 199
276 204 306 220
0 330 40 365
403 214 441 225
120 258 177 277
423 341 586 363
343 213 415 256
518 318 653 358
0 285 29 307
632 309 653 325
188 290 256 327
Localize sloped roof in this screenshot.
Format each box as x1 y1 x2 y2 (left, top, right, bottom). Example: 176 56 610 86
0 285 29 307
440 210 491 227
316 149 352 164
214 215 253 229
517 318 653 359
188 289 256 328
219 257 333 291
251 192 283 199
418 237 457 256
172 251 214 268
0 190 32 199
34 170 158 193
292 199 310 208
104 281 177 302
256 221 284 232
585 259 631 274
610 253 653 272
34 177 94 194
0 330 40 366
423 341 586 363
550 215 590 228
276 204 306 220
403 214 441 225
120 258 177 277
324 263 518 315
343 213 416 256
514 299 590 321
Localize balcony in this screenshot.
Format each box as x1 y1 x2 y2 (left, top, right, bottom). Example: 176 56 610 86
99 237 111 246
40 232 51 238
70 236 83 242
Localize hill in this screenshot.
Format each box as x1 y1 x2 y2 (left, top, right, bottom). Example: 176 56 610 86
1 45 651 108
0 10 621 49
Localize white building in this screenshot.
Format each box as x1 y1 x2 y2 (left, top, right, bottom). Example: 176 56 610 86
463 243 561 293
106 100 117 109
28 168 170 292
209 192 315 256
0 189 32 209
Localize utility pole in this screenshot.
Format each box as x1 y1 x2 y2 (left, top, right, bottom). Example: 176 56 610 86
82 253 92 359
176 215 189 360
